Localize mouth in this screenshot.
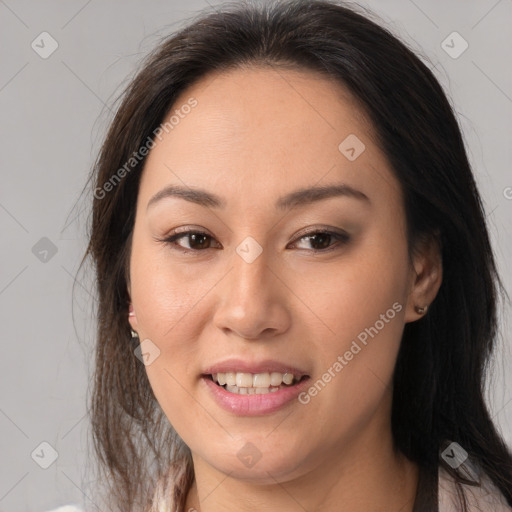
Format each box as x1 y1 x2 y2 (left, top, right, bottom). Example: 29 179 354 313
204 371 310 395
200 360 312 415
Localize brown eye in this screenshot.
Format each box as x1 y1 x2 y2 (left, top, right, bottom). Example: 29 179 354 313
291 230 350 252
159 228 349 254
182 233 211 250
163 231 221 252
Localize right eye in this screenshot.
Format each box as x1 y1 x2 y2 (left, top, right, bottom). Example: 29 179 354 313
160 230 222 253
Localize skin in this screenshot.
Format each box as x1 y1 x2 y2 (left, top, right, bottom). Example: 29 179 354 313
127 66 442 512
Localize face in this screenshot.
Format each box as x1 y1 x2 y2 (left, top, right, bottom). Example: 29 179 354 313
127 66 431 483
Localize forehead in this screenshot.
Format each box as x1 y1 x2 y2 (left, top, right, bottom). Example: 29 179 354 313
139 65 399 210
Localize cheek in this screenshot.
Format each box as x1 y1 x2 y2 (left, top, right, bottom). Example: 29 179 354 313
293 231 408 345
295 233 408 415
128 239 208 410
129 237 209 339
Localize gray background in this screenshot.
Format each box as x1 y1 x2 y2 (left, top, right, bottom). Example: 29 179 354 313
0 0 511 510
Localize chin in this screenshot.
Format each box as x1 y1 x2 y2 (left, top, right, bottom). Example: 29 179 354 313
203 445 309 484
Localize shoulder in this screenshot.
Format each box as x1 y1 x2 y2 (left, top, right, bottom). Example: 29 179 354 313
43 506 83 512
438 465 512 512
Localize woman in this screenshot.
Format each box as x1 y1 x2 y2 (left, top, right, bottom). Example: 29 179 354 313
74 0 512 511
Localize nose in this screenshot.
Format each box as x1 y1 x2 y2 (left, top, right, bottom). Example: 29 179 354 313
212 243 291 340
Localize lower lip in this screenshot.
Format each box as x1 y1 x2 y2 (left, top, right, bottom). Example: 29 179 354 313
201 375 311 416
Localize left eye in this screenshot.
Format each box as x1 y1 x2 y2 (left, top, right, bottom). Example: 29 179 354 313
160 229 350 253
291 230 350 251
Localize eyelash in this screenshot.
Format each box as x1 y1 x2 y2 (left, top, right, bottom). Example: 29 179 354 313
158 228 350 254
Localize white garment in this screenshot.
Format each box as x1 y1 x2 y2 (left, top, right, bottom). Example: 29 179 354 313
44 507 83 512
438 465 511 511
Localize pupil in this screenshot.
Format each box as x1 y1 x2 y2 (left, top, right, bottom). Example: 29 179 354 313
311 233 330 250
191 233 209 249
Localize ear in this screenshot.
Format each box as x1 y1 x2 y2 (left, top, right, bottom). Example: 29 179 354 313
126 263 138 331
128 303 139 332
404 230 443 323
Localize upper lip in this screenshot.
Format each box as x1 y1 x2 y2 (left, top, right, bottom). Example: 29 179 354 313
202 358 310 378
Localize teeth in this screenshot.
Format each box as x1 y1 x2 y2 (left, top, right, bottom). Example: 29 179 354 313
223 384 285 395
212 371 299 388
282 373 294 385
236 373 254 388
270 372 283 386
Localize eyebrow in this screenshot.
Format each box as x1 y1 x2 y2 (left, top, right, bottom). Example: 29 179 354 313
146 183 371 211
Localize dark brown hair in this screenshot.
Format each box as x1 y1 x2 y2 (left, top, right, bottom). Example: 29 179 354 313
77 1 512 510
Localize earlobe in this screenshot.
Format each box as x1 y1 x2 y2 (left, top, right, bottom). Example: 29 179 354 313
128 303 138 332
404 232 443 323
414 305 428 315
